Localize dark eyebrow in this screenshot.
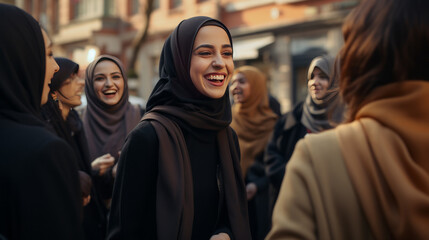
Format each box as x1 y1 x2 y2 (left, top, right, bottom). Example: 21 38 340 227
193 44 232 51
194 44 214 51
93 73 105 78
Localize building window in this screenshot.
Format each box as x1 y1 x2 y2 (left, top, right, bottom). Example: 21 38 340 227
153 0 160 10
104 0 115 16
72 0 101 20
170 0 182 9
131 0 140 15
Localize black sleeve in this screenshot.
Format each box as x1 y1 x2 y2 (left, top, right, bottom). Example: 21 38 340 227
107 121 158 240
1 138 84 239
247 154 270 191
264 115 288 191
92 166 115 200
213 208 233 239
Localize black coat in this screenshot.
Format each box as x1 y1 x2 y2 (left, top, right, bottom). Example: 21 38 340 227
264 102 308 202
0 119 83 239
246 152 271 240
41 101 108 240
107 120 234 239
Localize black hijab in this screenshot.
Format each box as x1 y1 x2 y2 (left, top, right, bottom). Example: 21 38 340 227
0 3 46 126
142 16 251 240
146 18 232 122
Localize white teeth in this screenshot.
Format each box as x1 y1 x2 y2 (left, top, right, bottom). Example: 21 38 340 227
207 75 225 80
104 90 116 94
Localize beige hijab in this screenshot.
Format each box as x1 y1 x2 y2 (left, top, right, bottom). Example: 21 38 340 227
337 81 429 239
230 66 278 177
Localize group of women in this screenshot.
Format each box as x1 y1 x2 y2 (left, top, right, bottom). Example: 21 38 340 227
39 54 143 240
1 0 429 239
229 55 344 240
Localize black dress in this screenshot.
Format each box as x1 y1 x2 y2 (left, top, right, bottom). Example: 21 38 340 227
107 120 234 239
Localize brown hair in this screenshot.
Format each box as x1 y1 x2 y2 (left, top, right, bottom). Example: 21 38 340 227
339 0 429 121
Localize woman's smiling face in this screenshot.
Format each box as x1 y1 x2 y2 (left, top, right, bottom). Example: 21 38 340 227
190 25 234 99
57 73 84 109
308 67 329 101
93 60 124 106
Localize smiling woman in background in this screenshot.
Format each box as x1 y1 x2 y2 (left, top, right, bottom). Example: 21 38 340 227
82 55 143 202
41 57 109 240
230 65 278 240
0 4 83 239
263 55 344 211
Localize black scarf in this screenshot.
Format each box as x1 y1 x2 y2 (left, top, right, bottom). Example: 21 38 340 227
143 16 251 240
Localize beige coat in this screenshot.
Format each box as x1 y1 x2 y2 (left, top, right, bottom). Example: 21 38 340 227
266 127 374 240
267 81 429 240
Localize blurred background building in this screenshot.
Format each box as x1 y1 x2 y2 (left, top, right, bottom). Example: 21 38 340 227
5 0 357 113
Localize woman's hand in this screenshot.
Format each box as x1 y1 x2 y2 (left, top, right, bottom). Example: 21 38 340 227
82 195 91 206
91 153 115 176
209 233 230 240
246 182 258 200
111 151 121 178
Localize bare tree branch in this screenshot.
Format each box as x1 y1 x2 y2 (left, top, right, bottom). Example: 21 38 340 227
128 0 154 77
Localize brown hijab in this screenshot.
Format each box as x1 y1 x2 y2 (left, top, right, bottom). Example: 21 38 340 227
82 55 141 161
338 81 429 239
142 16 251 240
230 66 278 177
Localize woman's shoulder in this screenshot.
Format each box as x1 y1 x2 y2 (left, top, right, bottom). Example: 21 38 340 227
126 120 158 144
0 120 74 168
1 120 63 148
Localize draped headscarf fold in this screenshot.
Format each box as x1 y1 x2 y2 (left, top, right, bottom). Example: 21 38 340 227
338 81 429 239
0 4 46 127
230 66 278 177
301 55 344 132
143 16 251 240
82 55 141 160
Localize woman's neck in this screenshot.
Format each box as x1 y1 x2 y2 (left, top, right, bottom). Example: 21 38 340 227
58 101 71 120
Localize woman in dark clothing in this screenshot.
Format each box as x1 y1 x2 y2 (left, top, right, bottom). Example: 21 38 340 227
107 16 251 240
41 57 108 240
230 66 278 240
82 55 143 200
264 55 344 207
0 4 83 239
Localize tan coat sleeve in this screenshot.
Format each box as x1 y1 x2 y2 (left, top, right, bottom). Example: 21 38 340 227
266 130 372 240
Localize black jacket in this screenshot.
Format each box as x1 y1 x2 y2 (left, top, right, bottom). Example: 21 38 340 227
264 102 308 196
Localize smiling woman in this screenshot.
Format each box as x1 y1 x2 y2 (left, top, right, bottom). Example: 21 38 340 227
107 16 251 240
41 57 110 240
93 60 125 106
190 25 234 99
82 55 143 204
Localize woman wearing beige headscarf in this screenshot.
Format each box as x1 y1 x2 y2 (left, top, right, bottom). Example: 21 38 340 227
230 66 278 240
